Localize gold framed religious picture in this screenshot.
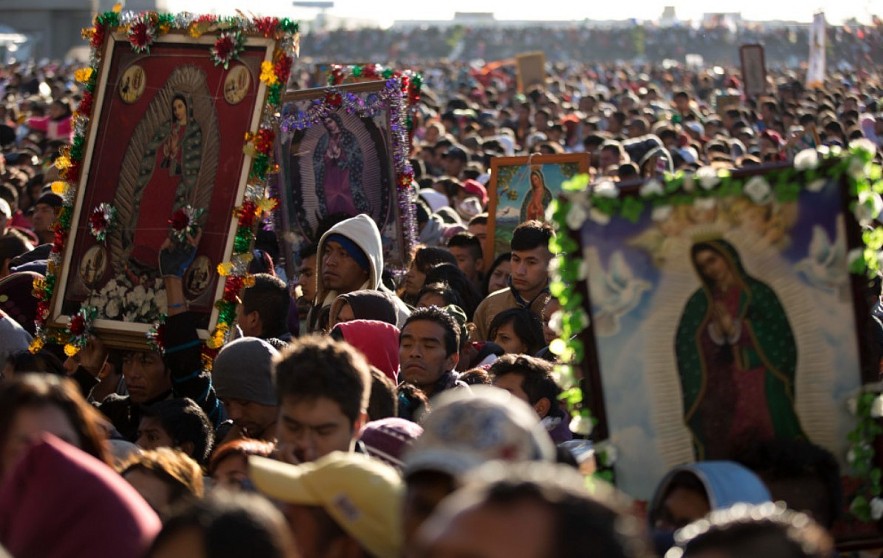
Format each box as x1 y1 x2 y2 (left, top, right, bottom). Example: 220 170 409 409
276 80 414 272
486 153 589 261
43 12 297 349
565 160 878 540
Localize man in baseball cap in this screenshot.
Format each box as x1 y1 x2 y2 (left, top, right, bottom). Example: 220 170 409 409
250 451 402 558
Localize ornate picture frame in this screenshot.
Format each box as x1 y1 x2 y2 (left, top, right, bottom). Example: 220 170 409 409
37 12 298 351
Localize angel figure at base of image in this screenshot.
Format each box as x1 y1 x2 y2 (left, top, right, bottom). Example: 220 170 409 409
585 247 651 337
520 166 553 222
794 218 849 299
313 113 369 220
128 91 203 272
674 238 805 461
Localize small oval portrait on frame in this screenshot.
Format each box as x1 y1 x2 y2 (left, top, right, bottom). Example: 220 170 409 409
119 65 146 104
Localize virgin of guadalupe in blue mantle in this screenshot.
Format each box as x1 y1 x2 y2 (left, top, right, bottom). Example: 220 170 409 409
674 238 805 460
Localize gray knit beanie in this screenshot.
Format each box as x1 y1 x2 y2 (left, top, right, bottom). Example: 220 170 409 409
212 337 279 406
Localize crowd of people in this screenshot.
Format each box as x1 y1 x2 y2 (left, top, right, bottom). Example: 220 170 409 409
301 20 883 66
0 14 882 558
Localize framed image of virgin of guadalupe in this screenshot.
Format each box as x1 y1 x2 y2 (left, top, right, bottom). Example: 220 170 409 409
44 13 295 349
486 153 589 261
561 157 877 506
277 80 412 272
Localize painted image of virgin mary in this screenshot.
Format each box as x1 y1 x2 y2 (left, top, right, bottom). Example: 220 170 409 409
313 113 370 218
130 91 202 266
674 239 805 460
520 166 553 222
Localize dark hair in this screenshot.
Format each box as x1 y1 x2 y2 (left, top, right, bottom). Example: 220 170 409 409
242 273 291 338
483 252 512 295
424 263 482 319
467 213 488 227
675 505 833 558
367 366 397 421
487 308 545 355
489 354 561 406
511 220 554 252
413 245 457 273
0 374 111 476
459 367 493 386
299 242 318 261
401 306 460 357
648 470 709 527
274 335 371 426
736 439 841 529
450 463 648 558
5 349 65 376
141 398 215 465
208 438 275 478
147 490 298 558
0 235 32 269
417 281 465 310
447 231 483 261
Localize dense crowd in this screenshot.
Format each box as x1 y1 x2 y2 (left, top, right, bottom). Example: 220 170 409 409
302 20 883 66
0 16 882 558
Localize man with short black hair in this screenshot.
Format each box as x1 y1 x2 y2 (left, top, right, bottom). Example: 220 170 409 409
398 306 465 399
490 354 572 443
31 190 62 245
274 335 372 464
237 273 293 348
472 220 553 341
446 232 484 289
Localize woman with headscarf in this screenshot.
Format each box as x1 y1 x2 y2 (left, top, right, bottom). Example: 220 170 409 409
675 239 804 460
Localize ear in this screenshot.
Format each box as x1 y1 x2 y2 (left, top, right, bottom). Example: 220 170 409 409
533 397 551 418
445 351 460 372
178 441 195 458
351 411 368 443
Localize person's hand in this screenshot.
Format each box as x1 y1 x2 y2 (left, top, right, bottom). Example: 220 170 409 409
712 301 735 339
159 230 201 278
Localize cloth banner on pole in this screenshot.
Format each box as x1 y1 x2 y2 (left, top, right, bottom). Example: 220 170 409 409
806 12 826 89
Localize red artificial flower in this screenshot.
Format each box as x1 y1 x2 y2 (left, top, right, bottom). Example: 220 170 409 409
237 200 258 228
213 35 235 62
52 230 65 252
254 129 274 154
37 301 49 320
196 14 218 24
401 75 410 93
223 276 244 300
90 25 106 49
69 314 86 335
89 210 107 231
254 16 279 38
169 208 190 231
363 65 378 79
325 92 343 108
78 92 93 116
274 55 292 85
129 22 151 49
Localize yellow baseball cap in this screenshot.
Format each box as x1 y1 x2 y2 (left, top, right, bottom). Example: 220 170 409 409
249 452 403 558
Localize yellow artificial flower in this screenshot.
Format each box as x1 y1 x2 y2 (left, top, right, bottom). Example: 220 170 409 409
51 181 68 195
258 198 278 213
217 262 234 276
64 344 80 357
29 338 45 354
112 2 123 13
54 156 71 170
74 67 93 84
259 61 278 85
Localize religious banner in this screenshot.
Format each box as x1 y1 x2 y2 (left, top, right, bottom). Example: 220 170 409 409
546 143 883 536
277 76 417 275
36 11 298 352
739 44 766 97
807 12 827 89
486 153 589 261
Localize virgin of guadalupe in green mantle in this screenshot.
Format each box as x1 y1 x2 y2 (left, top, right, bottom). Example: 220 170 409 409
675 238 805 460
